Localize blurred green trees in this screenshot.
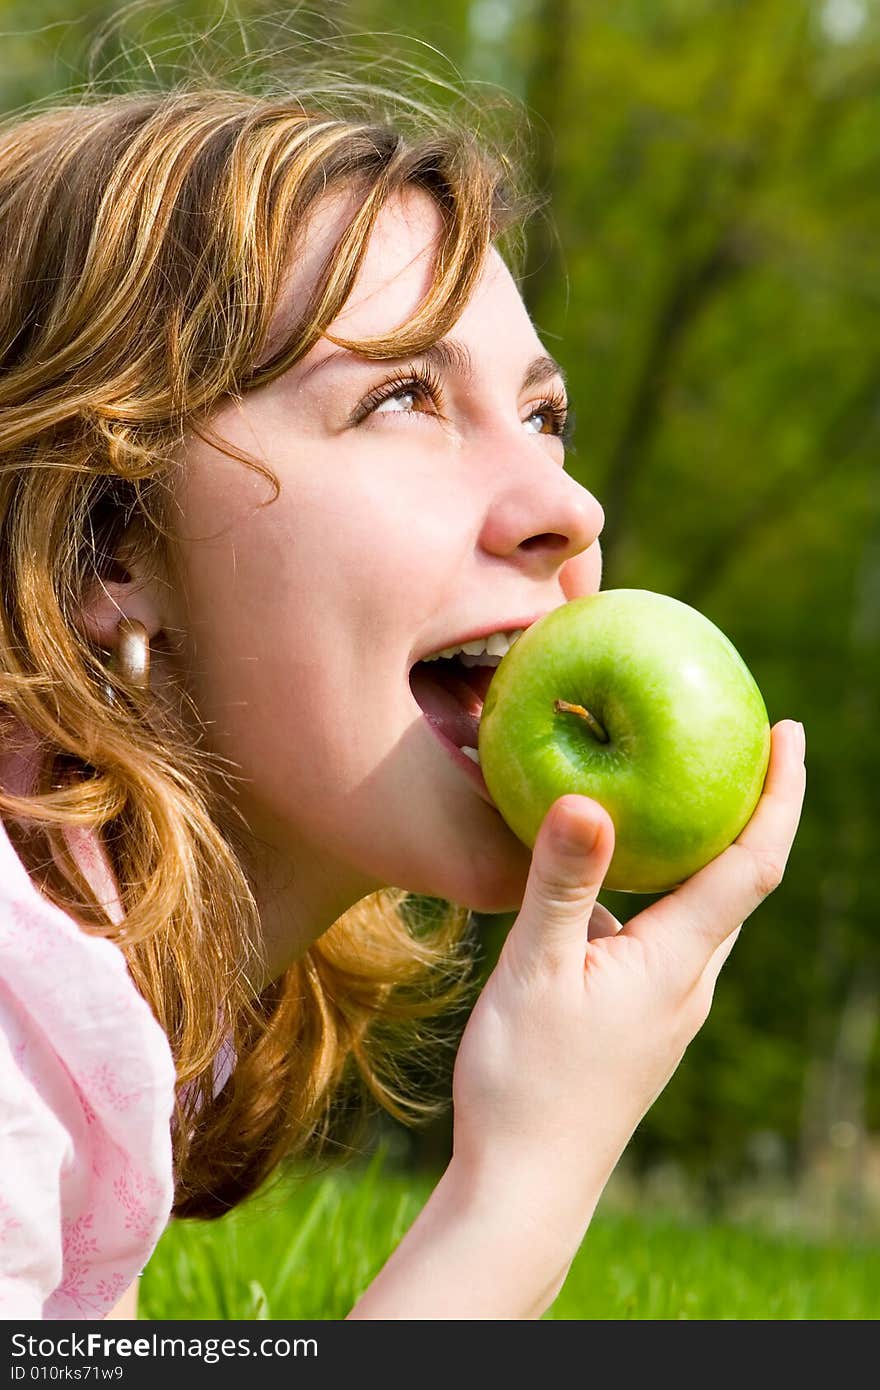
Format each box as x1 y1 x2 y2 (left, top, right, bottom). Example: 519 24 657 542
2 0 877 1224
512 0 880 1225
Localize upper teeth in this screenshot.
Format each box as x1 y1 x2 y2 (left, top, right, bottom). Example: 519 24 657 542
422 628 525 663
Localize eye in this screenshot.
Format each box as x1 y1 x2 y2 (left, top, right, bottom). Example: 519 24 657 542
525 392 576 448
351 363 575 449
354 364 445 423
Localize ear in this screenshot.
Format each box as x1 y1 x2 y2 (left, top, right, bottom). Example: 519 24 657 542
75 554 166 654
560 538 603 601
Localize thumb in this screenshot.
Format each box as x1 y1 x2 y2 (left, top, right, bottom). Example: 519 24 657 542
504 794 616 976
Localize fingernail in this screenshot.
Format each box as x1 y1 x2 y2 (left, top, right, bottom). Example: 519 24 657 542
551 820 592 856
551 801 601 855
793 721 805 759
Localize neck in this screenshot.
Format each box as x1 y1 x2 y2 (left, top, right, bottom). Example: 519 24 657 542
238 829 381 990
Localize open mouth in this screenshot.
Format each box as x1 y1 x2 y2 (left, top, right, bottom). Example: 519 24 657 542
408 625 525 767
409 655 499 757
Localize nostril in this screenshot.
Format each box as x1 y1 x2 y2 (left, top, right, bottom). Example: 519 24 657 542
520 533 569 552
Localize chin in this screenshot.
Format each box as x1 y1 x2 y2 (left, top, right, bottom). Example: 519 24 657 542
435 845 531 917
460 887 527 915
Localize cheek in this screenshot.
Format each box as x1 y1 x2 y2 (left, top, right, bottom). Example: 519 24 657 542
560 540 603 600
168 457 460 742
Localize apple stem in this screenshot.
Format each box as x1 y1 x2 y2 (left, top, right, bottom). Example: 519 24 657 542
553 698 610 743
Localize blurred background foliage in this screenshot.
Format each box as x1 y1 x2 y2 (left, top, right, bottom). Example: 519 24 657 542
1 0 878 1233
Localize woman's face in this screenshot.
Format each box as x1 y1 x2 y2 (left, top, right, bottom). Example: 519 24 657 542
161 184 604 962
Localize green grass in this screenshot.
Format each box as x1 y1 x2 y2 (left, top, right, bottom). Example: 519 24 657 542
140 1155 880 1320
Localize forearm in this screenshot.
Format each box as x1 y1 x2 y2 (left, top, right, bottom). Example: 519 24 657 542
346 1158 602 1320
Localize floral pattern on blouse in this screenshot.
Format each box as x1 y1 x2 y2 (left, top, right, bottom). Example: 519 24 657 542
0 812 177 1320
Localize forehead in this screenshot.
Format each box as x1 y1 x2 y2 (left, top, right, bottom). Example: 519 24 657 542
264 183 515 367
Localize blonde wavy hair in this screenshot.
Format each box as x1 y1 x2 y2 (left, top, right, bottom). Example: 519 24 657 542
0 73 536 1217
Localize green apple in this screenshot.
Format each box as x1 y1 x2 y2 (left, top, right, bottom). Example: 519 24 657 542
478 589 771 893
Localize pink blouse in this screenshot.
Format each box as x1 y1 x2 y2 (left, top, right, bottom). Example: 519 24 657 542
0 727 178 1318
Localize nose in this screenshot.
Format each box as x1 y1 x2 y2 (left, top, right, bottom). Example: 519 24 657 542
478 455 605 580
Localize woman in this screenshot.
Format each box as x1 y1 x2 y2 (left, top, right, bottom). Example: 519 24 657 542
0 81 806 1320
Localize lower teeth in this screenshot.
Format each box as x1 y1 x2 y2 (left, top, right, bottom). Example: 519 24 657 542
460 746 481 765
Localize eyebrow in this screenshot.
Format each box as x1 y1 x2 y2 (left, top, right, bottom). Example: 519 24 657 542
298 336 568 394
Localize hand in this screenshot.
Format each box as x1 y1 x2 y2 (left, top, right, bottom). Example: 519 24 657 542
449 719 807 1263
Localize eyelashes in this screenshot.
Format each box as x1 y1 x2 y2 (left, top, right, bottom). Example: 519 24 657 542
352 362 576 447
354 362 447 422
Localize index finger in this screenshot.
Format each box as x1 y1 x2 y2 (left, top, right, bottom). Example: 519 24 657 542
623 719 806 970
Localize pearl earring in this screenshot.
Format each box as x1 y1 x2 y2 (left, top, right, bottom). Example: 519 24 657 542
102 618 150 705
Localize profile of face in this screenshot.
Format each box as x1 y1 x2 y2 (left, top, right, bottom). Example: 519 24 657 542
106 183 605 969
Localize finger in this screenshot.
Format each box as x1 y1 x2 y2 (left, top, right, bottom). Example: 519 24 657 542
702 924 742 987
687 927 743 1028
588 901 624 941
504 793 616 976
624 720 806 973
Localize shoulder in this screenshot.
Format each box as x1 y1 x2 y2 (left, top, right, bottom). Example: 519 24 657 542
0 814 175 1094
0 1011 73 1317
0 814 178 1318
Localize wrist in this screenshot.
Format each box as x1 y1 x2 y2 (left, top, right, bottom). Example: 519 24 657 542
446 1145 606 1280
347 1152 606 1320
